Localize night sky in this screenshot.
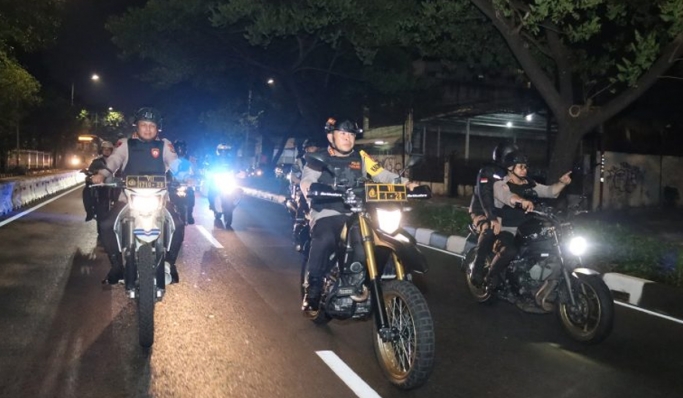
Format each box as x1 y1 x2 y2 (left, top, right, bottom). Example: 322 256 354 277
29 0 151 114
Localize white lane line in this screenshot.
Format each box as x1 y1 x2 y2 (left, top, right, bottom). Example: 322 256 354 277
0 184 84 228
196 225 224 249
316 351 381 398
613 301 683 325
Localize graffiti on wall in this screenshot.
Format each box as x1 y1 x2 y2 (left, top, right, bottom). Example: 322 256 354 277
604 161 645 195
380 156 403 174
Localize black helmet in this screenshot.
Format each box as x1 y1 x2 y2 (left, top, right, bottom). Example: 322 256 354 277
324 117 362 135
301 138 320 151
174 140 187 155
492 142 518 166
503 150 528 169
134 107 162 127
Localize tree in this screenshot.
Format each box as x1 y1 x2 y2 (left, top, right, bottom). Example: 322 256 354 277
107 0 437 136
465 0 683 178
0 0 62 150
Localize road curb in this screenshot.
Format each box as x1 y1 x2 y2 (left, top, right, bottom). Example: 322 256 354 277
242 187 683 322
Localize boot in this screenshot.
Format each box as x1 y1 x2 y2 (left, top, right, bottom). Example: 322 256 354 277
187 214 195 225
103 253 124 285
169 262 179 284
302 277 322 311
470 255 486 286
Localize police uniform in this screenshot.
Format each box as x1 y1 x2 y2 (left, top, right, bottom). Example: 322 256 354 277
467 163 505 284
484 176 561 284
97 137 185 279
300 147 406 285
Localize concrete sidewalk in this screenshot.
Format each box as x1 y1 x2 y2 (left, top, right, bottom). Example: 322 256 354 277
241 185 683 323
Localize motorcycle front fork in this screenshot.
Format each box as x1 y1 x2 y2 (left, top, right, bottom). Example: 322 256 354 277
359 216 400 342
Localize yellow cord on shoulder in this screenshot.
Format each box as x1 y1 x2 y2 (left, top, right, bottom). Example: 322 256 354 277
360 150 384 177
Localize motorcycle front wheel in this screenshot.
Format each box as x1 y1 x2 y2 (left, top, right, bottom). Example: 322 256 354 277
556 274 614 344
137 244 156 348
373 280 434 390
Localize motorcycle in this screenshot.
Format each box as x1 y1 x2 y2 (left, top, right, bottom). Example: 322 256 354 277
81 168 117 234
284 168 311 253
302 153 435 390
93 174 176 348
207 166 243 228
462 202 614 344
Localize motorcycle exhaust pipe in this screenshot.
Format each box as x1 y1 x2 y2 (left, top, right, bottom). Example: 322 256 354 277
351 285 370 302
535 279 559 312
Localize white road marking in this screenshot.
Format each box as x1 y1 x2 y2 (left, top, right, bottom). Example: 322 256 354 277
613 301 683 325
316 350 381 398
196 225 224 248
0 184 84 228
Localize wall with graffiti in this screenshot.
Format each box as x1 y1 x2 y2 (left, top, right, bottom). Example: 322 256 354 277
594 151 683 209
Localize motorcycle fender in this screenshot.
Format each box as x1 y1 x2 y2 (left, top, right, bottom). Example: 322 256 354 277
374 229 429 274
572 268 601 277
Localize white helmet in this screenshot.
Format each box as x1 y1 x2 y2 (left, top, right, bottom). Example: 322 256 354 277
101 141 114 150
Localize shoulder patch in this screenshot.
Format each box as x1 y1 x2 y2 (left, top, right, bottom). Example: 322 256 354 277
480 177 489 184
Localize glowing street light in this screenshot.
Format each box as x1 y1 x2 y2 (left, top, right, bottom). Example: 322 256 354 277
525 113 533 121
71 73 102 106
267 78 275 85
506 121 513 128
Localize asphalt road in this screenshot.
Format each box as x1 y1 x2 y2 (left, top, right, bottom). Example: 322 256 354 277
0 187 681 398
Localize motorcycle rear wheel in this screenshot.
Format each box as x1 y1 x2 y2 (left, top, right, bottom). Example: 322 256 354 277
373 280 434 390
137 244 156 348
556 274 614 344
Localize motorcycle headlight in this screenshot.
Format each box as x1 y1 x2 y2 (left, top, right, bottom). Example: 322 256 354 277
376 208 402 235
213 172 238 194
130 194 164 214
568 236 588 256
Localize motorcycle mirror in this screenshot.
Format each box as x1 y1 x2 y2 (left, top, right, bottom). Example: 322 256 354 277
304 152 328 171
399 154 423 177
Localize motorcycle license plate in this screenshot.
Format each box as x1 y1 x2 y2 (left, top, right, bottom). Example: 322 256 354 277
365 183 407 202
125 175 167 189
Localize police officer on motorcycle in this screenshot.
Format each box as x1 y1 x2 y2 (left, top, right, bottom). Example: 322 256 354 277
83 141 115 222
91 107 189 285
468 142 517 286
172 139 195 224
299 117 418 311
487 150 572 289
207 143 236 214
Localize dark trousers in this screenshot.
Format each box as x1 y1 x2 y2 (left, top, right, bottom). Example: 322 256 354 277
487 231 518 279
100 198 185 265
306 215 349 279
83 185 112 232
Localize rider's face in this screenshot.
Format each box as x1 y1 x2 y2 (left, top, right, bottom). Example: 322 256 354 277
137 120 158 141
102 148 113 158
328 130 355 154
511 164 528 177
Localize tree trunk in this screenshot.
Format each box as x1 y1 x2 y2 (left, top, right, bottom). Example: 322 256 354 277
547 120 583 181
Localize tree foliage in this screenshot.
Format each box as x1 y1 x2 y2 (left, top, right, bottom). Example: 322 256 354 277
467 0 683 178
0 0 62 140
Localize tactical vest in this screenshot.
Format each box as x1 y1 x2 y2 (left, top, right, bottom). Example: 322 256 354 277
499 179 537 227
125 139 166 176
469 163 505 218
311 149 364 213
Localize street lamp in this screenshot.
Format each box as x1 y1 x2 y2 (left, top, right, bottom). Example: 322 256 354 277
70 73 101 106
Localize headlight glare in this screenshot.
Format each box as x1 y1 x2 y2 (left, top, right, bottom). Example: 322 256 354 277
376 208 402 234
130 194 163 213
568 236 588 256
